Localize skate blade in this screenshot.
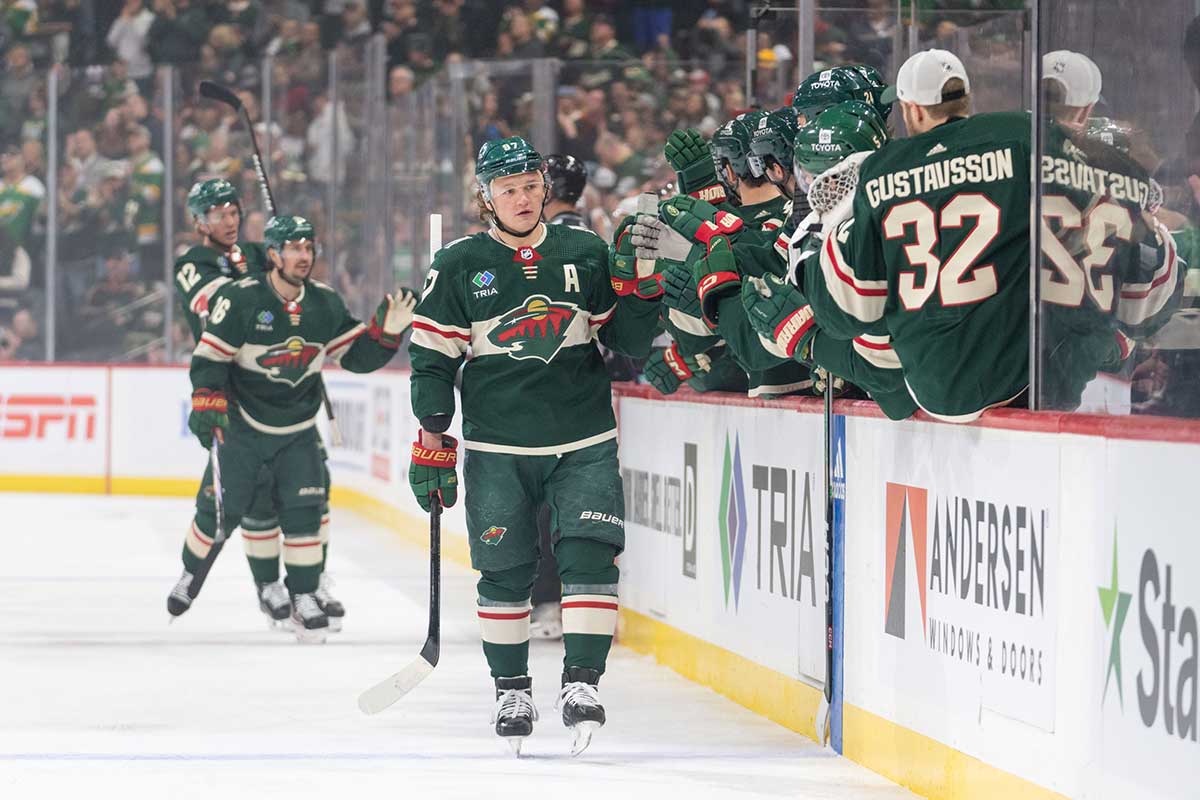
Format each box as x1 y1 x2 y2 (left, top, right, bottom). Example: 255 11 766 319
569 721 601 756
327 617 344 634
292 625 328 644
505 736 528 757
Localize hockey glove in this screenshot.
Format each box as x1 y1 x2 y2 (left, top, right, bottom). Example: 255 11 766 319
664 128 726 204
659 196 743 250
610 215 665 300
629 213 694 265
369 288 418 348
661 259 702 317
643 343 711 395
741 274 817 361
409 431 459 512
188 388 228 449
693 235 741 329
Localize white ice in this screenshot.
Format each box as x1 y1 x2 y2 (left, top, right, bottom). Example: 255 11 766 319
0 494 914 800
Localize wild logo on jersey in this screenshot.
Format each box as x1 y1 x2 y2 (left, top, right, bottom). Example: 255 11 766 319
480 525 507 546
256 336 322 386
487 294 579 363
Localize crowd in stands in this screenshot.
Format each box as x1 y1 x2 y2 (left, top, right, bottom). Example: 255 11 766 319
0 0 1040 363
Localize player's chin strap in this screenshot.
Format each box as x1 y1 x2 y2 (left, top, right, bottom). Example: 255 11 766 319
486 196 549 239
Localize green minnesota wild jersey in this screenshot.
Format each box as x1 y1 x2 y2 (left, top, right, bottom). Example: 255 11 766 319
127 151 164 245
174 241 268 341
1038 124 1182 409
667 192 812 397
410 223 658 455
192 276 397 434
817 112 1031 421
0 175 43 246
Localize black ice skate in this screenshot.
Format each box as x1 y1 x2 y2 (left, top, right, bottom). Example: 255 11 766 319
289 592 329 644
557 667 605 756
314 573 345 633
255 581 291 629
167 570 195 618
492 675 538 756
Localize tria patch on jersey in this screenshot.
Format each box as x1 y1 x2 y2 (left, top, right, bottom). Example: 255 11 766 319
480 525 507 546
926 143 948 157
256 336 322 386
487 294 579 363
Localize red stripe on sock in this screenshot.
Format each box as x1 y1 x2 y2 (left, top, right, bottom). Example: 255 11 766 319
477 610 532 620
561 601 619 611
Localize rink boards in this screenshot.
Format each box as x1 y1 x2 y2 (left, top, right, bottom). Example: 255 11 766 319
3 363 1200 800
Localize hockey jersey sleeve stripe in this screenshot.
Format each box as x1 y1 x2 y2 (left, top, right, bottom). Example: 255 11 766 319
820 234 888 322
411 327 469 358
413 316 471 339
1117 227 1178 326
195 333 237 361
853 336 903 369
327 323 367 355
589 303 617 327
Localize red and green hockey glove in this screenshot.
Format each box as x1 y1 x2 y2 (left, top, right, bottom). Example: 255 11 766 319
741 274 818 361
659 195 743 251
693 235 741 329
409 431 458 512
643 343 711 395
610 215 665 300
664 128 726 204
188 388 228 449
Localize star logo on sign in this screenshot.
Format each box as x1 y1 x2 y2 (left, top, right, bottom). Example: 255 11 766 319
1098 528 1132 709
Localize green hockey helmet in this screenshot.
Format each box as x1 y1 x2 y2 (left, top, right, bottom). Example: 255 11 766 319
186 178 240 221
793 101 887 178
749 108 799 175
832 100 888 143
711 112 768 180
848 63 893 120
475 136 546 200
791 67 875 125
264 214 316 254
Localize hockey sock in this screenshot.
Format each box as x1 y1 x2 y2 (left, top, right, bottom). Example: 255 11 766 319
557 539 620 675
477 562 537 679
318 505 331 572
181 513 217 573
275 506 321 594
240 515 281 584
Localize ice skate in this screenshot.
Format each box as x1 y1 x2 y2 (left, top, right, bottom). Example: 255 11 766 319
529 601 562 640
557 667 605 756
314 572 345 633
255 581 291 629
289 592 329 644
492 675 538 756
167 570 195 618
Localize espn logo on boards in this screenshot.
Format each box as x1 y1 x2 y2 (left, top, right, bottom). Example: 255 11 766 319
0 395 97 441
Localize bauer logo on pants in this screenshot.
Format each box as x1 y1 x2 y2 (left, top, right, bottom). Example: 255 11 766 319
480 526 507 546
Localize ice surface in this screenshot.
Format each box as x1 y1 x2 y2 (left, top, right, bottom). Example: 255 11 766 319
0 494 914 800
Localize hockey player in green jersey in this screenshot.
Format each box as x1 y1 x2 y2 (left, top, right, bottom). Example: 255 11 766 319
407 137 658 755
741 103 918 420
173 214 414 643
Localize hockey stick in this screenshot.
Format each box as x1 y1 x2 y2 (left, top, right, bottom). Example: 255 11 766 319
357 494 441 714
186 433 228 602
814 375 834 746
357 213 444 715
198 80 342 446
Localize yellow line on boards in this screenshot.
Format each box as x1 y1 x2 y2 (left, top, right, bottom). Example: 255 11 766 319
840 703 1067 800
617 607 823 742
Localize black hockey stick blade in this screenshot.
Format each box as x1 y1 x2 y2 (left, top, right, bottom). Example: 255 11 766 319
358 496 442 715
198 80 242 110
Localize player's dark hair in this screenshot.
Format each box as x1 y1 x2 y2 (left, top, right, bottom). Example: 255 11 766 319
926 78 970 120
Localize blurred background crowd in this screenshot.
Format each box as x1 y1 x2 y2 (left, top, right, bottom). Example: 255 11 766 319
0 0 1030 364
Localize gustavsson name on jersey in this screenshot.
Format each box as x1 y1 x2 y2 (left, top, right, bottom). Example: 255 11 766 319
409 224 657 456
191 276 398 434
